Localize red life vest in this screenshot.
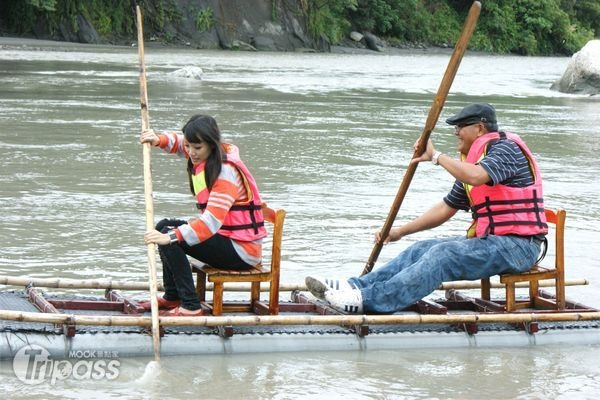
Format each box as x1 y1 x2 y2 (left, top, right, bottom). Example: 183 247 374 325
192 143 267 241
463 132 548 238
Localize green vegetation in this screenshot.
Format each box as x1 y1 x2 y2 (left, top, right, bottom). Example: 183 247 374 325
303 0 598 55
148 0 181 33
467 0 596 54
301 0 357 44
195 7 213 33
0 0 186 43
0 0 598 55
0 0 136 41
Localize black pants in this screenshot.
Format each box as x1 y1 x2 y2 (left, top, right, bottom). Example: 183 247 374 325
156 219 252 310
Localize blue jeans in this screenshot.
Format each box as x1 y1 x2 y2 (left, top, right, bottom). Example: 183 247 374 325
348 235 541 314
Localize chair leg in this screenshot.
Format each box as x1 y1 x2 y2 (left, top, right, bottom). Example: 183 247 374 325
481 278 491 300
529 279 539 308
196 270 207 302
212 282 224 316
250 282 260 305
556 277 566 310
269 282 280 315
505 282 516 312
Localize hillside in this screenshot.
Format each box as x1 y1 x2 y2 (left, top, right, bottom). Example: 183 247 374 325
0 0 598 55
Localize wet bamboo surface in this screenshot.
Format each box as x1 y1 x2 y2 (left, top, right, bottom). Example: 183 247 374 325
0 275 588 292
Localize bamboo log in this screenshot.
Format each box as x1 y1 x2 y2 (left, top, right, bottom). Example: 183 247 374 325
0 276 154 290
0 275 589 292
136 5 161 361
437 279 589 290
1 309 599 328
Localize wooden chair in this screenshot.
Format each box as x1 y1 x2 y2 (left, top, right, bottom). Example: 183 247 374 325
192 203 286 316
481 208 566 312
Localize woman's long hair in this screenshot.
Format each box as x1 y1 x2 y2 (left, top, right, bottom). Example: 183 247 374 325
182 114 223 194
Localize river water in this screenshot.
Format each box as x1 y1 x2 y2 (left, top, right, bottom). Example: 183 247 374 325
0 40 599 398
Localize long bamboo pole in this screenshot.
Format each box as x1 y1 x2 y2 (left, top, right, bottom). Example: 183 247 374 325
0 275 588 291
136 5 161 361
362 1 482 276
1 309 599 328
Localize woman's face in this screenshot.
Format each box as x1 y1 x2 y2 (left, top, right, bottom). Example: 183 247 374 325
184 139 212 165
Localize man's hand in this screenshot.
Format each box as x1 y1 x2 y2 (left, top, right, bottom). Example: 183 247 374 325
375 227 403 244
411 138 435 164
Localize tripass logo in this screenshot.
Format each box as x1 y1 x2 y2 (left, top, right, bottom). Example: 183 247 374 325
12 344 120 385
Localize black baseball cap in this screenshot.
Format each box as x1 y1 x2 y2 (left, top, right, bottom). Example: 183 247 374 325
445 103 498 131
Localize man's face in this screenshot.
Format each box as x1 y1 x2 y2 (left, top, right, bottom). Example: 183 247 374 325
454 122 484 155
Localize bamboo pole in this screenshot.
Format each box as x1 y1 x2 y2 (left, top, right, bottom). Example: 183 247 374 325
438 279 589 290
362 1 482 275
0 275 155 290
0 275 588 292
1 309 599 328
136 5 161 361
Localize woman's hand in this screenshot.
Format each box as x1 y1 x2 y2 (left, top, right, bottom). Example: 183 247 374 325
374 227 403 244
144 229 170 246
140 129 160 146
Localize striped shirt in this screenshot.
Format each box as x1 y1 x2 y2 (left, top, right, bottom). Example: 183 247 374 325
444 139 535 211
157 131 262 266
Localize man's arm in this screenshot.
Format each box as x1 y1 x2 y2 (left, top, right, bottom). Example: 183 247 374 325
412 139 491 186
380 201 458 243
435 154 490 186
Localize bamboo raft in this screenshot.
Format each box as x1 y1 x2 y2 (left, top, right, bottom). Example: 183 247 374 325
1 275 599 359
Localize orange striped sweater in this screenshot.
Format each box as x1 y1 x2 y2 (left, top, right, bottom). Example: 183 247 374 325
157 131 262 267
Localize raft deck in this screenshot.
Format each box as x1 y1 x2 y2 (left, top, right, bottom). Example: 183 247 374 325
1 286 599 359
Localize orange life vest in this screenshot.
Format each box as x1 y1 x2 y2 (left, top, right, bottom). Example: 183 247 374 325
463 132 548 238
192 143 267 241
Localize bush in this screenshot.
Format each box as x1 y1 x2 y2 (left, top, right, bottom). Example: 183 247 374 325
343 0 595 55
0 0 596 55
195 7 213 33
302 0 357 43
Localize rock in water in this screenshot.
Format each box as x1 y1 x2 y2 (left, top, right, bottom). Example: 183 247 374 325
551 40 600 95
169 66 203 80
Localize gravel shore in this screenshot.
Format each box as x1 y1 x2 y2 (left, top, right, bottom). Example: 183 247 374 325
0 35 459 56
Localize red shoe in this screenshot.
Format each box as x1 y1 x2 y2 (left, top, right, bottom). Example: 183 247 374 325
159 306 203 317
138 296 181 311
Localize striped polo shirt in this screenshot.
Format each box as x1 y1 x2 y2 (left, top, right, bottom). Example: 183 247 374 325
443 138 535 211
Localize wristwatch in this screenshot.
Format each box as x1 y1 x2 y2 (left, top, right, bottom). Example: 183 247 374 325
167 230 178 244
431 151 442 166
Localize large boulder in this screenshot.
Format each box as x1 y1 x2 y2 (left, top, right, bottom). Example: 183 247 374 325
349 31 363 42
56 14 100 44
551 40 600 95
76 15 100 44
190 0 323 51
252 35 277 51
363 32 383 52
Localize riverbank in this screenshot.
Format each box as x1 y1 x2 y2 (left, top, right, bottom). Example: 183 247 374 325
0 36 129 52
0 35 455 56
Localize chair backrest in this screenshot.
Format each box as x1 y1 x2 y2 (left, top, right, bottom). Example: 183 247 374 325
542 208 566 275
261 203 286 273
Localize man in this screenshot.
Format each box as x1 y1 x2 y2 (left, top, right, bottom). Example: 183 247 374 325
305 103 548 314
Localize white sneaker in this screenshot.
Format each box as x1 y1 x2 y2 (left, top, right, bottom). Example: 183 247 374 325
325 289 364 314
305 276 354 299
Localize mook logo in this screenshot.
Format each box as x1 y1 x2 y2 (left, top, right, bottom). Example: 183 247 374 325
12 344 120 385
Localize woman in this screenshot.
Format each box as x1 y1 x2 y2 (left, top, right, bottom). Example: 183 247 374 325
140 114 267 316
